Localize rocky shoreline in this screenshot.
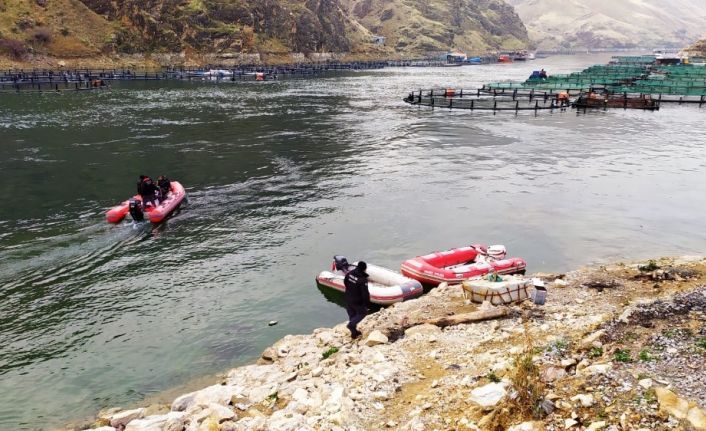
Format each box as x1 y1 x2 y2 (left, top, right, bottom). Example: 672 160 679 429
70 257 706 431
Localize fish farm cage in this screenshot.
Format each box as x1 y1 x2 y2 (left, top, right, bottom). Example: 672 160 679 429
406 55 706 112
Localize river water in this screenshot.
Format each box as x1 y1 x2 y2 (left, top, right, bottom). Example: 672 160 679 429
1 54 705 430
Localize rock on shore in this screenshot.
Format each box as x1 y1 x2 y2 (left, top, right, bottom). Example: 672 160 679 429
77 257 706 431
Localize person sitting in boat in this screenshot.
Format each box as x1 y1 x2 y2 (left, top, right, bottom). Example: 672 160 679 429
157 175 171 199
139 176 160 207
539 69 548 79
344 261 370 339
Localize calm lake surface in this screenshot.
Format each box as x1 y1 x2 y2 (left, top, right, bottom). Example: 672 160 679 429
1 53 705 430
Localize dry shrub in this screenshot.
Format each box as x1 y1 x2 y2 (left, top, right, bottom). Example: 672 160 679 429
0 38 28 59
509 323 546 419
32 28 52 44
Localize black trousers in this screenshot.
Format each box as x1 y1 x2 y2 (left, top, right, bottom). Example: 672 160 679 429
346 304 367 337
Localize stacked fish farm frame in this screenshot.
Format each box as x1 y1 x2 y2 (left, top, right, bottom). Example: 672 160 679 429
406 56 706 113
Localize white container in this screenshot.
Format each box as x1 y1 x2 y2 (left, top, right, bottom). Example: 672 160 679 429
462 275 532 305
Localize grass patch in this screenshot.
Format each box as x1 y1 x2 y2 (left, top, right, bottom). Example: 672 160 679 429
486 372 501 383
545 338 570 356
639 260 660 272
510 325 546 420
644 387 657 403
321 346 339 359
637 373 650 380
614 349 632 363
696 338 706 350
588 346 604 358
663 329 678 338
638 349 654 362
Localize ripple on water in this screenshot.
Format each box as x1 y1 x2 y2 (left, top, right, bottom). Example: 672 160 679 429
1 58 706 430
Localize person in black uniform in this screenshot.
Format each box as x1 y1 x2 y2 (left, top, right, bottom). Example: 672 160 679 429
139 176 160 207
344 261 370 339
157 175 171 199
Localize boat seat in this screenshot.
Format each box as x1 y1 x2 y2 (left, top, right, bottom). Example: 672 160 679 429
450 261 492 274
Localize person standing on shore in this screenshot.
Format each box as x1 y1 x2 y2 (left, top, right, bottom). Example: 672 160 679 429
344 261 370 339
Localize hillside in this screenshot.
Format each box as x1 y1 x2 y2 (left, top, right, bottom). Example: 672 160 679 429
0 0 528 65
343 0 528 54
507 0 706 51
688 38 706 57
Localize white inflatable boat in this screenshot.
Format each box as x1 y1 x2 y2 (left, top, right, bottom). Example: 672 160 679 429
316 256 424 305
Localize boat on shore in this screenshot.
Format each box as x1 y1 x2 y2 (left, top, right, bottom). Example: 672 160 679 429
511 50 529 61
106 181 187 224
316 256 423 305
400 245 526 286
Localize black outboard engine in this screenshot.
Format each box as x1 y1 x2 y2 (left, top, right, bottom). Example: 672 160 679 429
332 255 351 273
129 198 144 222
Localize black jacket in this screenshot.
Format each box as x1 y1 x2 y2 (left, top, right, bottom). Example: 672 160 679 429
158 177 171 197
344 267 370 307
140 181 159 199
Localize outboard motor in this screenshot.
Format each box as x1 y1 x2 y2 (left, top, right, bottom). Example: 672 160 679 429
332 255 351 273
487 245 507 261
128 198 144 222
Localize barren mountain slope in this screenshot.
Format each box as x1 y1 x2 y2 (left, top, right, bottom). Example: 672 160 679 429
342 0 528 54
507 0 706 50
0 0 528 62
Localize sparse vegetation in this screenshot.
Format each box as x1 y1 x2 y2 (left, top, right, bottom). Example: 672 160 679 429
321 346 339 359
697 338 706 350
638 349 654 362
588 346 603 358
545 337 570 356
614 348 632 363
32 28 51 44
510 326 546 420
0 37 28 59
486 372 501 383
639 260 660 272
643 387 657 404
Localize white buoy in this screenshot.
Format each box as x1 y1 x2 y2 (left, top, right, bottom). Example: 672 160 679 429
268 320 278 326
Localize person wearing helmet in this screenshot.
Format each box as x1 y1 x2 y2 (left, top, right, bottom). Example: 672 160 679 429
343 261 370 339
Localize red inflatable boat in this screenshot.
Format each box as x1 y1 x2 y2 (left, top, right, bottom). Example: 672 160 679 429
106 181 186 224
400 244 526 286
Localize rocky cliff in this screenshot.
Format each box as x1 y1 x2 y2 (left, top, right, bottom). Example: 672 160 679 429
0 0 528 63
507 0 706 51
